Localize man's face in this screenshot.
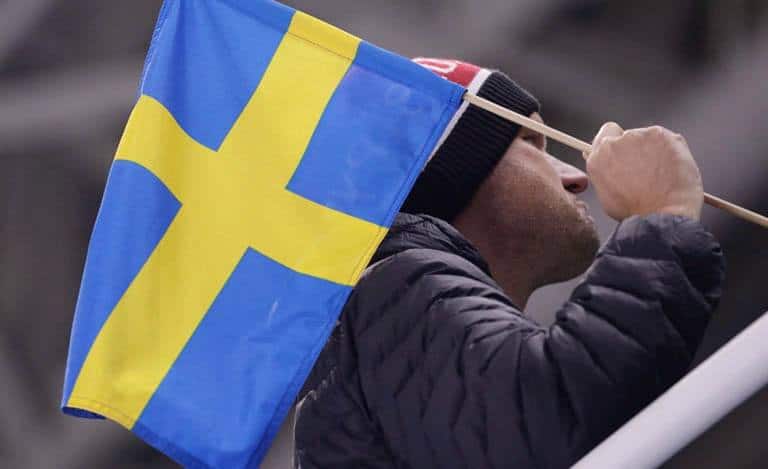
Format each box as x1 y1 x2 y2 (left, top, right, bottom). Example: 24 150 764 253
463 113 600 284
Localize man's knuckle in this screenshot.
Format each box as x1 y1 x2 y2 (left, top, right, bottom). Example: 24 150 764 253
624 128 644 140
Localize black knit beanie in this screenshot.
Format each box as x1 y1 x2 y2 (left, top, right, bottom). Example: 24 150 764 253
401 58 540 222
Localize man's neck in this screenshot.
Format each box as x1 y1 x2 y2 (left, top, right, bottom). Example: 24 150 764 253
485 258 537 310
452 220 540 311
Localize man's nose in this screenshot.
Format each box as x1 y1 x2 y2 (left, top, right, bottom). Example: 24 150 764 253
548 154 589 194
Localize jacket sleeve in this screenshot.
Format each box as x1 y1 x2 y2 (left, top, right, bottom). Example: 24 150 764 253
348 214 725 469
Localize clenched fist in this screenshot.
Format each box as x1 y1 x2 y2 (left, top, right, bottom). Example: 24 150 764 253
586 123 704 222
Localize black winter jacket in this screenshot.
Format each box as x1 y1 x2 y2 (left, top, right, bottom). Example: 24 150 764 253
294 212 725 469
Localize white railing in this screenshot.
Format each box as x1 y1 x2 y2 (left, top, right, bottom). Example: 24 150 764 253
572 310 768 468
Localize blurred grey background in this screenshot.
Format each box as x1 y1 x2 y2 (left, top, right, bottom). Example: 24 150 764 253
2 0 767 467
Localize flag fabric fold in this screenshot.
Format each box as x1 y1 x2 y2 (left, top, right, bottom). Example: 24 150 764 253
62 0 464 467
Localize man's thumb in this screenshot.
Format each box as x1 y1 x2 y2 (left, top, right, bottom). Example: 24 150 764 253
593 122 624 147
583 122 624 160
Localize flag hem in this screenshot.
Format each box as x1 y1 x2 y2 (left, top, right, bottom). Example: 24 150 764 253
67 395 211 468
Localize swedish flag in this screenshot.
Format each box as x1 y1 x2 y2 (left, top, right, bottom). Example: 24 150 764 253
62 0 463 467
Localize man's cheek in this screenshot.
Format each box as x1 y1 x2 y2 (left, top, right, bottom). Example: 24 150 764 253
544 159 568 188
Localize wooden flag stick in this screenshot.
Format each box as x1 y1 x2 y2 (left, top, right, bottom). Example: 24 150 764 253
464 92 768 229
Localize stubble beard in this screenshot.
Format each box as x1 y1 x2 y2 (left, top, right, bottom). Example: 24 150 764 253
543 197 601 284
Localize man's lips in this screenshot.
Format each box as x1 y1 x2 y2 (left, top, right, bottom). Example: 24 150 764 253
575 199 594 221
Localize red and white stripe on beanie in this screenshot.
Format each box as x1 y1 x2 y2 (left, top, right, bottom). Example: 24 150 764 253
412 58 492 90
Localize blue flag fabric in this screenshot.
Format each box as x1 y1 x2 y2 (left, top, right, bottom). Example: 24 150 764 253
61 0 464 467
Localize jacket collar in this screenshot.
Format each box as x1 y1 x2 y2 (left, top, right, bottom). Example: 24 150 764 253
370 213 492 276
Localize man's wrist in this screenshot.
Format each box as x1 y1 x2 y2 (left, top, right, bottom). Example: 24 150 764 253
654 204 701 221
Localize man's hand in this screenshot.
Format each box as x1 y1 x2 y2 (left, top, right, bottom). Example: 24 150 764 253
586 123 704 222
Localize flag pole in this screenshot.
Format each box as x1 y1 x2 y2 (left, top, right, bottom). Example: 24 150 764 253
463 93 768 229
570 310 768 468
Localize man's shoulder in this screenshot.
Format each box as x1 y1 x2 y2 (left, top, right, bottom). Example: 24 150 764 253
345 247 507 336
360 247 498 297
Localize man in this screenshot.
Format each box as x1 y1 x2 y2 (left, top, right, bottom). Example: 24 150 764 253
293 59 725 468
